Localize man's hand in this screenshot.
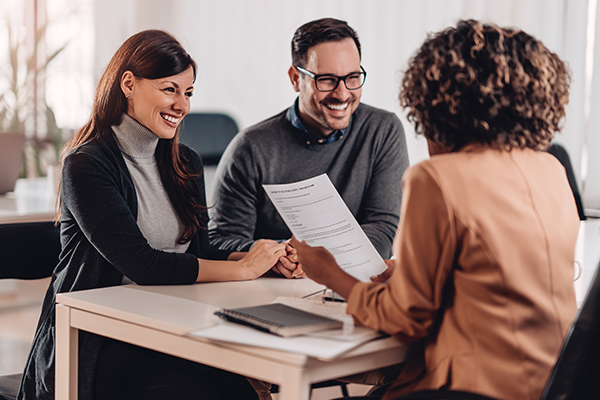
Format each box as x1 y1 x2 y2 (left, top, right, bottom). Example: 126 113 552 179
271 242 305 279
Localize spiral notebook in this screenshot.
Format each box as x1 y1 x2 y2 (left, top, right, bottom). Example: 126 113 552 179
214 303 343 337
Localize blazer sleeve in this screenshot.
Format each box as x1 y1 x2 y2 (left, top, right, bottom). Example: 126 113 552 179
347 163 457 342
62 147 199 285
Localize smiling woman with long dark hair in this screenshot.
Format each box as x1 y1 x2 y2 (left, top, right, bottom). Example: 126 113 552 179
17 29 286 400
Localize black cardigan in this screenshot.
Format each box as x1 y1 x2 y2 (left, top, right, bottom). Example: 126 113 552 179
18 130 231 400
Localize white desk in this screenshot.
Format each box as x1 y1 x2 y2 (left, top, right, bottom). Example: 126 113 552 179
0 178 57 224
574 218 600 305
55 278 408 400
54 219 600 400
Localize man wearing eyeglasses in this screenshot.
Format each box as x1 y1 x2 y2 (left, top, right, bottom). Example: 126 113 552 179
209 17 409 281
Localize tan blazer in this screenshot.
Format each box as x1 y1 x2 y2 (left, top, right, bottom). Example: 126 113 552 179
347 147 579 400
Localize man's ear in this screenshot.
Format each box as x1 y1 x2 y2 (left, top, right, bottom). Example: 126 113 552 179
120 71 135 97
288 66 300 93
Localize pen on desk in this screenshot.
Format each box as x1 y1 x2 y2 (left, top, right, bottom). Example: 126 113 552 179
301 289 326 299
323 296 346 303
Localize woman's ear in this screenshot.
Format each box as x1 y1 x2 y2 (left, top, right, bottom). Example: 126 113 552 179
120 71 135 98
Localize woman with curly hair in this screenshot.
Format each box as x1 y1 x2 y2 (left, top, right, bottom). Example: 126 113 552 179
291 20 578 400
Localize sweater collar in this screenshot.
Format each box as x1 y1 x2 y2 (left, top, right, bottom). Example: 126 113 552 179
111 114 160 160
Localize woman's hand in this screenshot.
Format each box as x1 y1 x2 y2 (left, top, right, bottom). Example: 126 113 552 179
289 236 358 298
238 239 288 280
370 259 395 283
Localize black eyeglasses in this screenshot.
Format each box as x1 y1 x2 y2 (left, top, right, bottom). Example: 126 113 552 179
295 65 367 92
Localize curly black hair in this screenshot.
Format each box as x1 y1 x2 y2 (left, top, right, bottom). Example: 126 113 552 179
400 19 570 151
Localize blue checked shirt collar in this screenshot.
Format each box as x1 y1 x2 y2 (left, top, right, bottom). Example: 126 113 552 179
287 98 350 148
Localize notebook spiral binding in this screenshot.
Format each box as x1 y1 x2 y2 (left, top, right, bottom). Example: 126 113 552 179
215 310 284 334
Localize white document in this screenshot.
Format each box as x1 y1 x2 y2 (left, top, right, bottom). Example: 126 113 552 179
263 174 387 282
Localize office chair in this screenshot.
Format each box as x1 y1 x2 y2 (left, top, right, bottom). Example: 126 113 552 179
0 221 60 400
270 380 350 398
332 260 600 400
0 374 20 400
547 143 586 220
178 112 239 165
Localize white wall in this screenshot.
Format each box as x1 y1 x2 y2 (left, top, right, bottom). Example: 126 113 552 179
94 0 598 207
584 0 600 209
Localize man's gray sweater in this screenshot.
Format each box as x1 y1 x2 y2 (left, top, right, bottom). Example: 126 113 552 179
208 103 409 259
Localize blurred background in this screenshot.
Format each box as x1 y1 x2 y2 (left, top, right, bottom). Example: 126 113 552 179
1 0 599 210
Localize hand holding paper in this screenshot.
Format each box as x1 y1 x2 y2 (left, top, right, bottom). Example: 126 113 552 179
263 174 387 283
289 236 360 299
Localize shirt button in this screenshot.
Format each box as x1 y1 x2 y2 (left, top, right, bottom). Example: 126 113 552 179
306 141 311 145
318 139 324 144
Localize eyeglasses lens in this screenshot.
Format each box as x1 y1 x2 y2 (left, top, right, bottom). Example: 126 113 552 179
315 73 365 91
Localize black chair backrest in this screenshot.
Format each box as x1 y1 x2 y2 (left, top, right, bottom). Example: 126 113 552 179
179 112 239 165
547 143 586 220
0 373 21 400
541 259 600 400
0 221 60 279
0 222 59 400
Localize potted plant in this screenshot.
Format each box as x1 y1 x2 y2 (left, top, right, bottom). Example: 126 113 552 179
0 19 67 184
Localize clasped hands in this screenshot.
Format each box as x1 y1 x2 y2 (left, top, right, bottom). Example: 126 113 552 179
271 241 305 279
269 237 395 286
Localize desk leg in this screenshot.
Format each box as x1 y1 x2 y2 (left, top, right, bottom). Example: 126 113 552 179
279 370 310 400
55 304 78 400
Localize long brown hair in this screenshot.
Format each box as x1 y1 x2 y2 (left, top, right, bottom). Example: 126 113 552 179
57 29 205 244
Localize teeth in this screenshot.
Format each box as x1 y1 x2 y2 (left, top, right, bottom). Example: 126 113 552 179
161 114 179 123
326 103 348 110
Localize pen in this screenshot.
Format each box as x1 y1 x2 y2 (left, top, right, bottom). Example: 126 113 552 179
323 296 346 303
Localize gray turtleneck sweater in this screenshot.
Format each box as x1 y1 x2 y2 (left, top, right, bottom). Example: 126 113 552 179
112 114 189 257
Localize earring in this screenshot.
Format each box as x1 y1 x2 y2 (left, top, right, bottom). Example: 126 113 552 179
126 93 131 98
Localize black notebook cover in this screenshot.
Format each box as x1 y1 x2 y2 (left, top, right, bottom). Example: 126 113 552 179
215 303 343 337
